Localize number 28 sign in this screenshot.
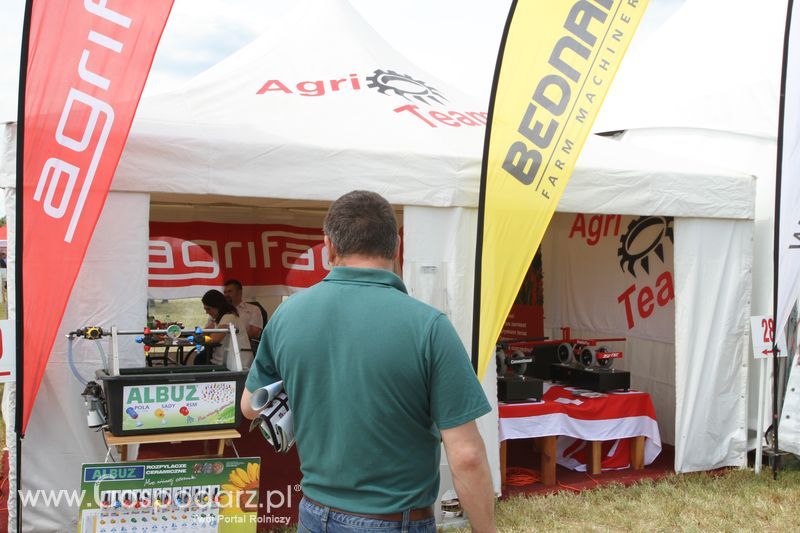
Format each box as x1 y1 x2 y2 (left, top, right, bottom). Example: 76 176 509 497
750 316 788 359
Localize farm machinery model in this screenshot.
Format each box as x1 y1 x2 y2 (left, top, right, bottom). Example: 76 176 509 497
496 328 630 394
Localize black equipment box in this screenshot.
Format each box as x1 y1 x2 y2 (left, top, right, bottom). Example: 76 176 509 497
550 364 630 392
498 376 543 402
528 345 561 380
97 365 248 437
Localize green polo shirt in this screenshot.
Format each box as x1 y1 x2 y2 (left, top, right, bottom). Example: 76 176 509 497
246 266 490 514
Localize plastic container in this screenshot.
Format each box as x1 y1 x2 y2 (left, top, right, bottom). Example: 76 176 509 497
97 365 248 437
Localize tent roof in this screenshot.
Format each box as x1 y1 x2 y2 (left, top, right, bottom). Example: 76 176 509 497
114 0 487 208
0 0 756 219
593 0 785 138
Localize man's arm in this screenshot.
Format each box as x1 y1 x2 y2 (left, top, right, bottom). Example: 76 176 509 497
241 324 278 420
440 421 496 533
244 303 264 339
240 388 259 420
246 324 263 339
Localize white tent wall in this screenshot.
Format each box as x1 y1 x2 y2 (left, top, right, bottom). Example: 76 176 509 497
539 211 754 470
5 192 150 533
402 206 501 495
540 212 678 446
589 0 784 449
674 217 753 472
2 188 18 530
614 129 776 447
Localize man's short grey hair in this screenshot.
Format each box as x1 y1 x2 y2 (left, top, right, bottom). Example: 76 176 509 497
324 190 398 259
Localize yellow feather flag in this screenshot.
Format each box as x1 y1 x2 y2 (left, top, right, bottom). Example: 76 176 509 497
473 0 648 379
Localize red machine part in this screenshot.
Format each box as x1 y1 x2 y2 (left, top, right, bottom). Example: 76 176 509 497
499 327 627 369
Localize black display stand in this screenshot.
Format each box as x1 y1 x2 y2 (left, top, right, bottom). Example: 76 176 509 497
550 364 630 392
497 376 543 402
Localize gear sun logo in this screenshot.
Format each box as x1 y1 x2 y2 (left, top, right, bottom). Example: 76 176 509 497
617 216 674 277
366 69 447 105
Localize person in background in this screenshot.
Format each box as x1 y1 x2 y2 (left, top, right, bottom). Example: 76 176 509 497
201 289 253 369
223 279 265 340
241 190 496 533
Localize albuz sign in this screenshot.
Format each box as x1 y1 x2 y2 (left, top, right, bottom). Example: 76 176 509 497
122 382 236 431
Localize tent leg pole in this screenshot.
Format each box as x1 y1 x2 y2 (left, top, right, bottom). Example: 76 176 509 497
755 358 766 474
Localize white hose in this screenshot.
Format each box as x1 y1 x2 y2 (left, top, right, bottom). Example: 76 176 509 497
67 337 89 385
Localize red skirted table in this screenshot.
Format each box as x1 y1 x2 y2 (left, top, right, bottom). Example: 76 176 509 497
499 383 661 485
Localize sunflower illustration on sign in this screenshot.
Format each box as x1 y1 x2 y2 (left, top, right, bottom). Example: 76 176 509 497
219 462 260 514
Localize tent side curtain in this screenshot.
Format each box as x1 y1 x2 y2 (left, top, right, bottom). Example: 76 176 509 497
674 217 752 472
11 192 150 531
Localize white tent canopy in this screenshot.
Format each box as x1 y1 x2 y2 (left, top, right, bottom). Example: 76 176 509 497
0 0 757 530
593 0 785 138
590 0 787 450
115 0 486 208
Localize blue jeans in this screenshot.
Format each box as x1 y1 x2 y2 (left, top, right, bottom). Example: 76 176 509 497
297 497 437 533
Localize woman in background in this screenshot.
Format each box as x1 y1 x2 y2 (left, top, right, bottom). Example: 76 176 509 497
200 289 253 369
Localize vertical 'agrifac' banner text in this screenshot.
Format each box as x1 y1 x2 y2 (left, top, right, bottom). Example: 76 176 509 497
473 0 648 378
19 0 174 433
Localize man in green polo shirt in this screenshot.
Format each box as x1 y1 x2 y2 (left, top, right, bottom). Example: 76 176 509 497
241 190 495 533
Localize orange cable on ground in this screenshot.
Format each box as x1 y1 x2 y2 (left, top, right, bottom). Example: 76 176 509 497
557 469 602 492
557 481 584 492
584 471 601 486
505 467 540 486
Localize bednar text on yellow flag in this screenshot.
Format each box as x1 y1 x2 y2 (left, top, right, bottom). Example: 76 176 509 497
474 0 648 379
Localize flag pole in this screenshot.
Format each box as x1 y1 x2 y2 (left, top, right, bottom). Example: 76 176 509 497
472 0 518 373
14 1 33 528
771 0 795 481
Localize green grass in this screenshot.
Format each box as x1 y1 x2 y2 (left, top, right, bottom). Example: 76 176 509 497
270 469 800 532
479 469 800 532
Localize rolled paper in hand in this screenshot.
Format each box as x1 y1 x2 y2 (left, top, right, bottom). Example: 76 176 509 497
275 409 296 453
250 380 285 411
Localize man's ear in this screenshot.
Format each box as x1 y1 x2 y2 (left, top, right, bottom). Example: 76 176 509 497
393 235 401 260
324 235 337 263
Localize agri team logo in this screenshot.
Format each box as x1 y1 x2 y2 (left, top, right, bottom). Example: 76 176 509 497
255 68 448 104
617 216 674 277
366 69 446 105
254 68 487 129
